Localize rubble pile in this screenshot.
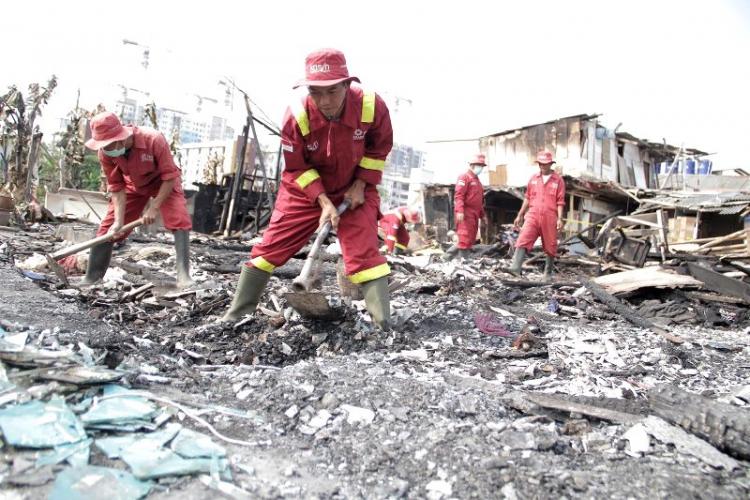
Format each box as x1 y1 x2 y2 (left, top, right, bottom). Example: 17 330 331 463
0 225 749 498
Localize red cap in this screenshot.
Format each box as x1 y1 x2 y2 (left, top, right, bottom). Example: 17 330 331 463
536 150 555 165
85 112 132 150
469 154 486 166
293 48 360 89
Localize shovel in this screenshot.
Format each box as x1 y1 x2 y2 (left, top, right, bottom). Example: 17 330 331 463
286 200 350 319
45 219 144 286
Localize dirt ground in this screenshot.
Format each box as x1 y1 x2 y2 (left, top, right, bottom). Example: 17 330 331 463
1 228 749 499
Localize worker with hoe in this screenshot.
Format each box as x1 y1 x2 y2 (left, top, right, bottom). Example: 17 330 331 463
222 48 394 329
446 154 486 259
510 150 566 280
379 206 421 255
82 112 192 287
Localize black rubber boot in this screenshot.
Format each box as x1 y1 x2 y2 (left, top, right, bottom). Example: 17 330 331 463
81 242 113 285
221 265 271 322
509 247 527 277
443 245 459 261
543 255 555 281
173 230 192 288
361 277 390 330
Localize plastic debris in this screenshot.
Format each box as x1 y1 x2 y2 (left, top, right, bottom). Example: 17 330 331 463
547 298 560 314
97 423 230 480
81 385 158 428
0 398 86 448
36 438 93 468
474 313 513 337
0 331 28 352
96 423 182 459
170 427 226 458
49 465 152 500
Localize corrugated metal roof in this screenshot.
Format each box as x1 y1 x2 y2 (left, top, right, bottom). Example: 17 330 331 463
718 204 749 215
642 191 750 212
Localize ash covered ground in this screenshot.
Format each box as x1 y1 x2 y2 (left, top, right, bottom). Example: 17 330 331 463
1 227 749 499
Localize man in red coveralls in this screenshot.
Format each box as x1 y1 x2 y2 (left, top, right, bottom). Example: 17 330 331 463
222 48 393 329
448 154 486 259
510 150 566 280
82 112 192 287
379 206 421 255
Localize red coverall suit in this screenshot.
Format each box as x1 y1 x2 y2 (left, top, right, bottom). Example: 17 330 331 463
379 207 410 253
97 127 192 240
454 170 484 249
515 172 566 257
247 86 393 283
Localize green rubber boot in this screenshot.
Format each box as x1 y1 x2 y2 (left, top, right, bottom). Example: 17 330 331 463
543 255 555 281
221 265 271 322
509 247 526 277
81 242 114 285
173 230 193 288
361 276 391 330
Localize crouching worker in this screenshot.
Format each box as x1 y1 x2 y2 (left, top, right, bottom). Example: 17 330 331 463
82 112 192 287
379 206 421 255
221 48 394 329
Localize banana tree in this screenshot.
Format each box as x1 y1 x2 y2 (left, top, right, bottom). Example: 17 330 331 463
0 76 57 202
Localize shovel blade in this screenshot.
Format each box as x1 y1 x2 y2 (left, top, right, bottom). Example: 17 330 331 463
285 292 336 319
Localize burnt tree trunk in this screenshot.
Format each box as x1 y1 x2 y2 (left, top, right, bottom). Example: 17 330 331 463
649 384 750 460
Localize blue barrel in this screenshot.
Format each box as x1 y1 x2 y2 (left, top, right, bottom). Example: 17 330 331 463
698 159 712 175
684 159 696 175
653 162 661 175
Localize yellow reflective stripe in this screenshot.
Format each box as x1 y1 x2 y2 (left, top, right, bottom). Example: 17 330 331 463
251 256 275 273
291 101 310 136
295 169 320 189
386 235 397 241
349 263 390 284
361 91 376 123
359 156 385 171
395 243 408 250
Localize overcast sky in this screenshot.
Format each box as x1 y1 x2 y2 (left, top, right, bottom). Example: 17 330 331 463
3 0 749 174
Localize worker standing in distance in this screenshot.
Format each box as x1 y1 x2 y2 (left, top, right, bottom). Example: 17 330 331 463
510 150 566 280
379 206 421 255
82 112 192 287
449 154 486 259
221 48 394 329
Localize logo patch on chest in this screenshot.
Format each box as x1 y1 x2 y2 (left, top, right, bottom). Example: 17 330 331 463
140 153 154 162
306 141 319 152
353 128 365 141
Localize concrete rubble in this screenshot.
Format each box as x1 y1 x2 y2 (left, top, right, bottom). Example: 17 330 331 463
0 222 749 499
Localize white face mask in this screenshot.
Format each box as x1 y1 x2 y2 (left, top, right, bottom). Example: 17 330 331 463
474 166 484 175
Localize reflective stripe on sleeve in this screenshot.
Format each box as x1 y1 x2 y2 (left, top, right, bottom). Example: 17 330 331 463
361 91 376 123
395 243 408 250
295 169 320 188
291 101 310 136
250 256 275 273
359 156 385 171
348 263 391 284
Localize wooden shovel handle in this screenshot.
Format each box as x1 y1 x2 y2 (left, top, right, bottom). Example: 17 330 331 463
50 219 144 260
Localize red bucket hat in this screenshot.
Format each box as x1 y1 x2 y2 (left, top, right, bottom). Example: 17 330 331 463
85 112 132 150
293 48 360 89
536 150 556 165
469 154 487 166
